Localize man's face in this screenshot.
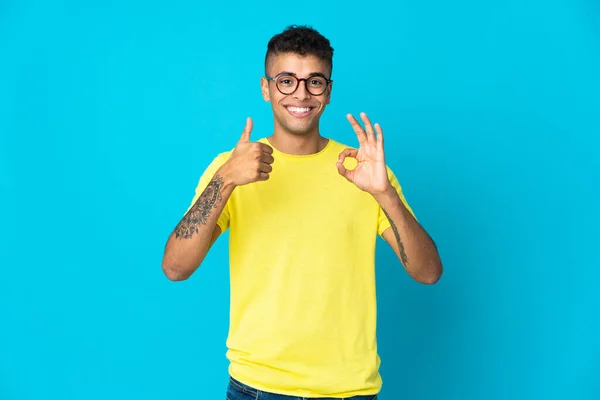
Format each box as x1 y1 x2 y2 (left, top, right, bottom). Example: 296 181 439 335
261 53 332 136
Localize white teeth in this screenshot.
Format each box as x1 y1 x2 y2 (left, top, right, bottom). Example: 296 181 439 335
287 106 311 113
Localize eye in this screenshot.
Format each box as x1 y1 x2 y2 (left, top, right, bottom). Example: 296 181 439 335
308 76 327 89
277 76 296 87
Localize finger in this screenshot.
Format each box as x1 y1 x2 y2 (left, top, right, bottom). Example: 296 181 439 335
258 162 273 173
374 122 384 151
259 143 274 154
360 112 375 144
260 153 275 164
338 148 358 163
239 117 253 142
258 172 270 181
336 160 354 182
346 114 367 145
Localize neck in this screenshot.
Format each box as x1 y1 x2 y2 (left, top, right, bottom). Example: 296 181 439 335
268 126 328 156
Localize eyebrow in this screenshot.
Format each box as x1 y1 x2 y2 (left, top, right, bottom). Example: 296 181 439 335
275 71 328 79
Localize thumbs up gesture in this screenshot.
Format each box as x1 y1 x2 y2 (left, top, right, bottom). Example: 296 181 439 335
220 118 275 187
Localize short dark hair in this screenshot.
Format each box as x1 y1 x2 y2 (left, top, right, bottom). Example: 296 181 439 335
265 25 334 77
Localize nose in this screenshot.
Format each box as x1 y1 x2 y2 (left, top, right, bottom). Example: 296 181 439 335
293 79 310 100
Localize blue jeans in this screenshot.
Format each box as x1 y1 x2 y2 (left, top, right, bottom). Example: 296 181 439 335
226 376 378 400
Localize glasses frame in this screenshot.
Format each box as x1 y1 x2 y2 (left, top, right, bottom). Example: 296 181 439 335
264 73 333 96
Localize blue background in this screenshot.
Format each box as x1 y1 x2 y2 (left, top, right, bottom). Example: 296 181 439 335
1 0 599 399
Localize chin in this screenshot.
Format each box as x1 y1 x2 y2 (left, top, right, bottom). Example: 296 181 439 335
275 116 317 136
286 123 317 135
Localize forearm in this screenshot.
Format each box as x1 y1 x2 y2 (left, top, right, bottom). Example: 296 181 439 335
162 167 235 281
374 186 443 284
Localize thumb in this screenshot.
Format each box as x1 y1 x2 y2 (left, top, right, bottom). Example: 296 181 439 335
239 117 253 142
337 148 357 182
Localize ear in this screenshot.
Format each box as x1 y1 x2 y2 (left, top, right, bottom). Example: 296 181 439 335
260 77 270 102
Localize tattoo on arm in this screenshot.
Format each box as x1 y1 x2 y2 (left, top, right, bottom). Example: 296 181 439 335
174 175 224 239
383 209 409 267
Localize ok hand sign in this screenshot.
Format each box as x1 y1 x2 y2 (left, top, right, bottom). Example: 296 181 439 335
336 112 391 195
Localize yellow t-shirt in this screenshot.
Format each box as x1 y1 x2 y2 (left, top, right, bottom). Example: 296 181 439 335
188 138 414 398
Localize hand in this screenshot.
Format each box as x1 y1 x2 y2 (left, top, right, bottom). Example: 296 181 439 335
336 112 391 194
220 117 274 186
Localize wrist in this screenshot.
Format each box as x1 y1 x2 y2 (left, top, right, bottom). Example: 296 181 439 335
372 184 399 208
216 164 237 190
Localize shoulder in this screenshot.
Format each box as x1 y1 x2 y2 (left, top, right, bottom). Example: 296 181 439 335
212 150 233 163
196 149 233 178
207 148 234 166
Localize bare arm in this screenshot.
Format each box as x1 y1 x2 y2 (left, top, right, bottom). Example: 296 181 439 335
376 187 443 284
161 117 273 281
337 112 442 284
162 170 235 281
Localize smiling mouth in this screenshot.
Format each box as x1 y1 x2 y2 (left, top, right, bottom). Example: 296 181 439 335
285 106 315 118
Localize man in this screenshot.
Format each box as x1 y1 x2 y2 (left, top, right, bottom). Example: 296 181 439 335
162 25 442 400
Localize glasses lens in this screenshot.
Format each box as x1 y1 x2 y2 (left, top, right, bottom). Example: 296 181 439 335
276 75 298 94
307 76 327 95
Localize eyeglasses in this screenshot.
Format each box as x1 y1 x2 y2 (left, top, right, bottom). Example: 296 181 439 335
265 73 332 96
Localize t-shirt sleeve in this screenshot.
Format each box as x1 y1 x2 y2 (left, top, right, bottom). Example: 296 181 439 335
185 152 232 233
377 167 416 237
